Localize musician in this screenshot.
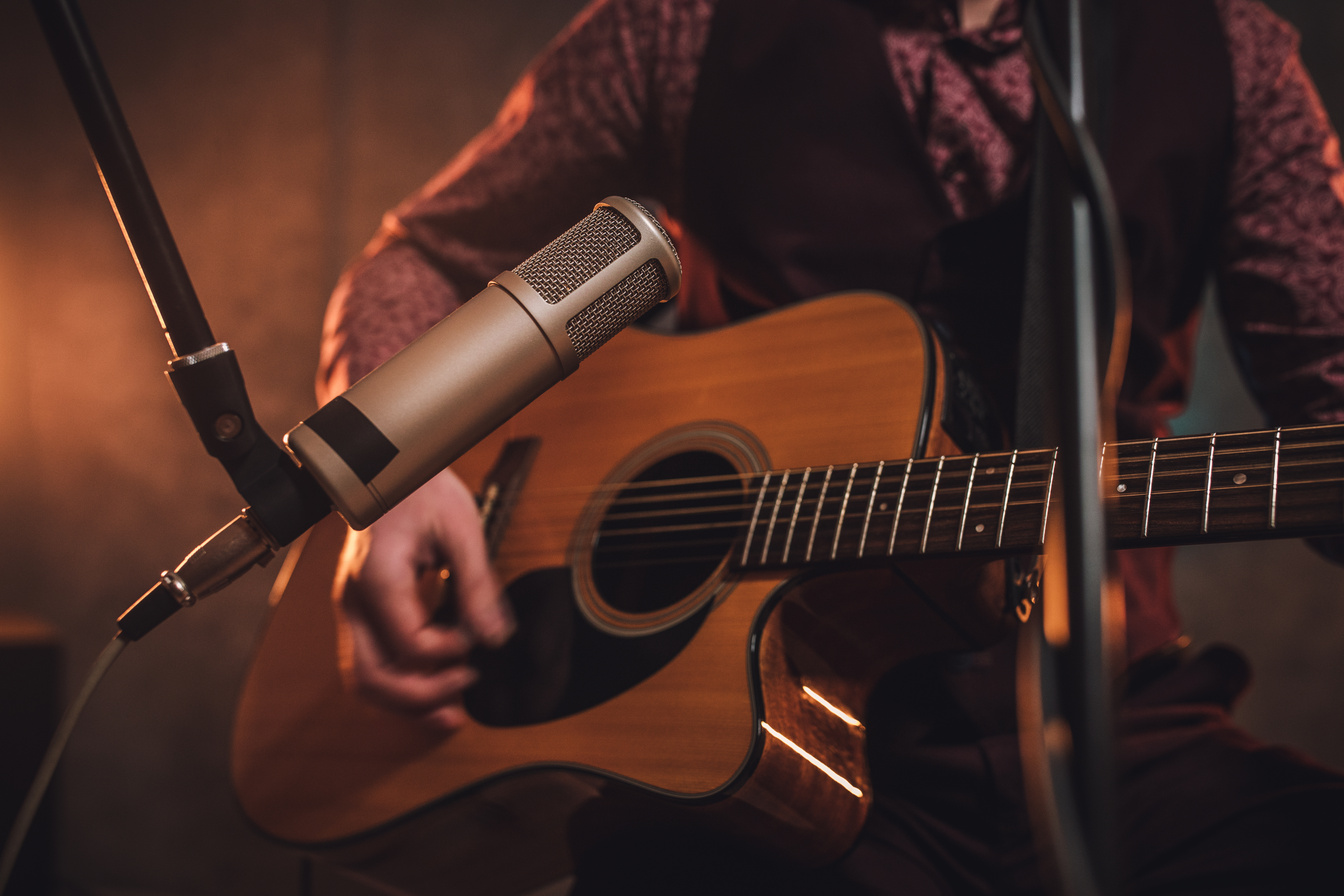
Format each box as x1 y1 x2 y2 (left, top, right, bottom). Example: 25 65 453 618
315 0 1344 891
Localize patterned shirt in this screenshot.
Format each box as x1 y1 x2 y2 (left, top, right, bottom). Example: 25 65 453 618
316 0 1344 658
320 0 1344 434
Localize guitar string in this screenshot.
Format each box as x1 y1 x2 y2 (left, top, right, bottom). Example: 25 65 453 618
1103 446 1344 471
505 456 1052 504
508 480 1054 534
499 480 1344 550
469 433 1342 509
495 470 1344 548
487 466 1344 567
467 431 1344 569
540 467 1344 543
471 426 1344 568
498 455 1341 529
497 491 1344 570
459 426 1344 553
489 492 1051 557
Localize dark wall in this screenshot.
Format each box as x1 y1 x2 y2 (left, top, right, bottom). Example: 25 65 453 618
0 2 588 893
0 2 1340 894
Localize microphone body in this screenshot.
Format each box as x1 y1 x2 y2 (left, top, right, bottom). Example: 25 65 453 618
285 196 681 530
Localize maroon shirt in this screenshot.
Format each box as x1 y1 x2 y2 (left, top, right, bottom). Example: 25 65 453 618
319 0 1344 661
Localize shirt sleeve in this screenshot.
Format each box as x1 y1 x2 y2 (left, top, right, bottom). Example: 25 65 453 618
1215 0 1344 429
316 0 710 400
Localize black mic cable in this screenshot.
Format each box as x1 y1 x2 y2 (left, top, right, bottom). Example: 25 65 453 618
0 636 125 894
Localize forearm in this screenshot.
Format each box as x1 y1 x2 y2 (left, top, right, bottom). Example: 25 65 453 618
1217 0 1344 428
1217 1 1344 564
317 237 463 401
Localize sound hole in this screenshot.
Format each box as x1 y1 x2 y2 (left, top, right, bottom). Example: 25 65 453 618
465 447 751 727
591 450 747 614
465 569 709 728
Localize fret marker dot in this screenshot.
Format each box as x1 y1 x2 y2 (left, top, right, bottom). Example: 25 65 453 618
879 503 888 512
1233 473 1247 485
985 467 996 475
974 523 985 534
1116 483 1127 493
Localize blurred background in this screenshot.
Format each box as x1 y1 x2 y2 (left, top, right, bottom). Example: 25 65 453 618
0 1 1340 894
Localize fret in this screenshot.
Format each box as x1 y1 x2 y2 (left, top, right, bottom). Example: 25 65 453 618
805 466 834 562
951 455 1004 552
1268 424 1344 534
888 458 914 556
920 456 946 554
759 470 791 564
884 455 982 555
1142 437 1159 539
1270 427 1282 529
969 449 1055 553
890 457 942 556
1187 429 1276 541
831 464 859 560
1108 434 1211 542
781 467 811 563
956 454 980 551
1203 435 1217 534
1040 450 1058 547
858 461 885 557
740 472 772 566
997 450 1017 548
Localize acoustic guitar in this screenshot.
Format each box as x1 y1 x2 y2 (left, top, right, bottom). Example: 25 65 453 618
231 293 1344 896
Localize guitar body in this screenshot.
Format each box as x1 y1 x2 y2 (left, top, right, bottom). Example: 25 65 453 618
232 294 1014 895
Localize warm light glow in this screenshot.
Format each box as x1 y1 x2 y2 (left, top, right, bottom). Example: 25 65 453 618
1042 525 1070 647
802 685 862 728
761 721 863 798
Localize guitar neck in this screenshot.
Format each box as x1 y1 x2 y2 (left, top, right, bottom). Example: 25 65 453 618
732 421 1344 571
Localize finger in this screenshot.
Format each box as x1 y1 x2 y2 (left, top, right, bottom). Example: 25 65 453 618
337 526 474 669
431 471 513 648
343 612 481 717
418 701 470 733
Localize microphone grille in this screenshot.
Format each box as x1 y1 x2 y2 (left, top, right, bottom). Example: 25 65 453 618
514 206 641 305
565 259 671 360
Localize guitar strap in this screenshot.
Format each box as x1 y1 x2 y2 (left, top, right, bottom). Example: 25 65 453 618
1014 109 1068 454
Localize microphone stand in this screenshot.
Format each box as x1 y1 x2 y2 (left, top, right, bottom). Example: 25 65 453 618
1016 0 1129 893
2 9 343 887
29 0 333 636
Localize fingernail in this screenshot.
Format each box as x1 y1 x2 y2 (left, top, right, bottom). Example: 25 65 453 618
428 705 467 733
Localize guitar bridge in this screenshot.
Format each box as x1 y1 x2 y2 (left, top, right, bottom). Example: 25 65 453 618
478 437 542 558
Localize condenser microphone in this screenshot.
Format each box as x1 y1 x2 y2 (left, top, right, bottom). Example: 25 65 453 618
284 196 681 530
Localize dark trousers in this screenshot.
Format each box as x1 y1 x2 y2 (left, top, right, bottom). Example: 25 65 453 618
572 641 1344 894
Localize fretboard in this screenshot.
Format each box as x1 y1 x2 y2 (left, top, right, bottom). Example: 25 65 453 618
732 422 1344 572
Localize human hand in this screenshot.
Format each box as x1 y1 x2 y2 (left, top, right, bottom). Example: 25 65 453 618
331 466 513 731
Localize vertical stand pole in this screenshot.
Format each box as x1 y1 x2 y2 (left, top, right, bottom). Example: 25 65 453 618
1017 0 1128 892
